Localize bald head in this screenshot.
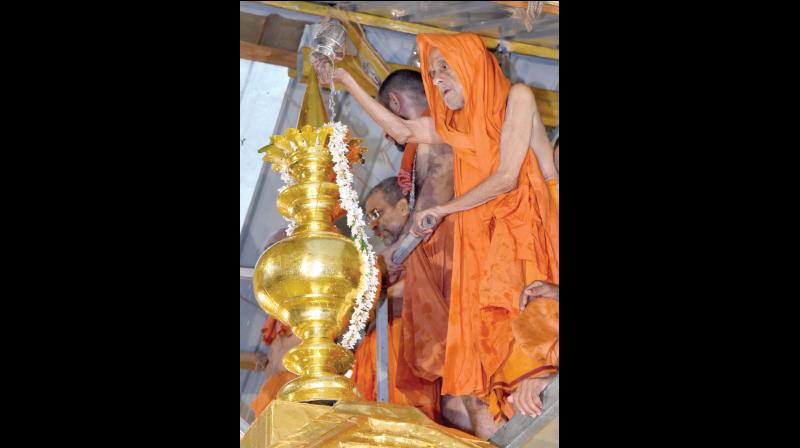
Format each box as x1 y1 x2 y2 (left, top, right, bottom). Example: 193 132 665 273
378 70 427 120
365 176 406 206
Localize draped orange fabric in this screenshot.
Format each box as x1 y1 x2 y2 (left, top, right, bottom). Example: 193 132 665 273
399 213 454 383
397 109 431 195
352 307 442 422
490 297 559 419
250 370 297 416
417 32 559 420
250 317 297 417
546 179 559 214
260 316 293 345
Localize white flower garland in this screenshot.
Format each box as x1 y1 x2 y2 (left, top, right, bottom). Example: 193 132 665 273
326 121 379 350
268 122 378 350
277 164 298 237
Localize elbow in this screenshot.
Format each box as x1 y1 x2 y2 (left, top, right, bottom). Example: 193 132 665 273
497 173 518 194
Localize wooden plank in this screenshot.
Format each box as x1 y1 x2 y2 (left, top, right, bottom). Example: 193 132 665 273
258 1 558 59
240 11 268 43
341 20 391 81
240 351 267 371
494 1 560 15
495 1 531 8
240 41 298 69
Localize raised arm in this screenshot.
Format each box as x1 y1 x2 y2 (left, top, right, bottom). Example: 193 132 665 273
314 61 444 145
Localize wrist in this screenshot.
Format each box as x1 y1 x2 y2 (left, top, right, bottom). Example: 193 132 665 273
339 73 354 89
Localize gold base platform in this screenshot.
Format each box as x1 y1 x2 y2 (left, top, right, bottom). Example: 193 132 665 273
240 399 494 447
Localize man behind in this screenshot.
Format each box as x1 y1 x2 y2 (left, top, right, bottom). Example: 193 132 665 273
352 176 443 423
365 174 509 437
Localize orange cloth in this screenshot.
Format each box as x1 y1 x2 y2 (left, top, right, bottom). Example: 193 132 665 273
260 316 293 345
250 317 297 417
417 32 559 420
489 298 559 419
250 370 297 416
546 179 559 213
352 307 442 423
397 109 431 195
399 213 454 382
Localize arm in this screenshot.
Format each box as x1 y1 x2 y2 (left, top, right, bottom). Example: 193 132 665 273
321 65 445 145
382 144 454 267
411 84 535 236
529 96 558 182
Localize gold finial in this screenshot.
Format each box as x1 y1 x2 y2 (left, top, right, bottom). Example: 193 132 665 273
297 63 330 128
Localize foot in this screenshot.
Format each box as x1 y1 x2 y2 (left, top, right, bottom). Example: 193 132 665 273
461 395 505 440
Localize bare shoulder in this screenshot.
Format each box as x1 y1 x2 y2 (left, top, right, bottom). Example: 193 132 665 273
509 83 535 103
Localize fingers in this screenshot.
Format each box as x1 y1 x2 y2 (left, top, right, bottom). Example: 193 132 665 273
526 283 558 299
411 219 430 237
509 392 526 416
526 286 545 297
312 60 333 85
526 385 543 417
526 280 544 290
508 393 523 416
520 287 537 310
532 391 544 417
513 382 543 418
516 390 531 416
519 384 535 416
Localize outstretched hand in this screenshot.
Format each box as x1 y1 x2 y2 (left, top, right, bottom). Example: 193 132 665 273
311 55 349 86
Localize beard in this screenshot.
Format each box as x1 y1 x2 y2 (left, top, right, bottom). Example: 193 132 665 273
376 224 403 246
381 229 399 246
